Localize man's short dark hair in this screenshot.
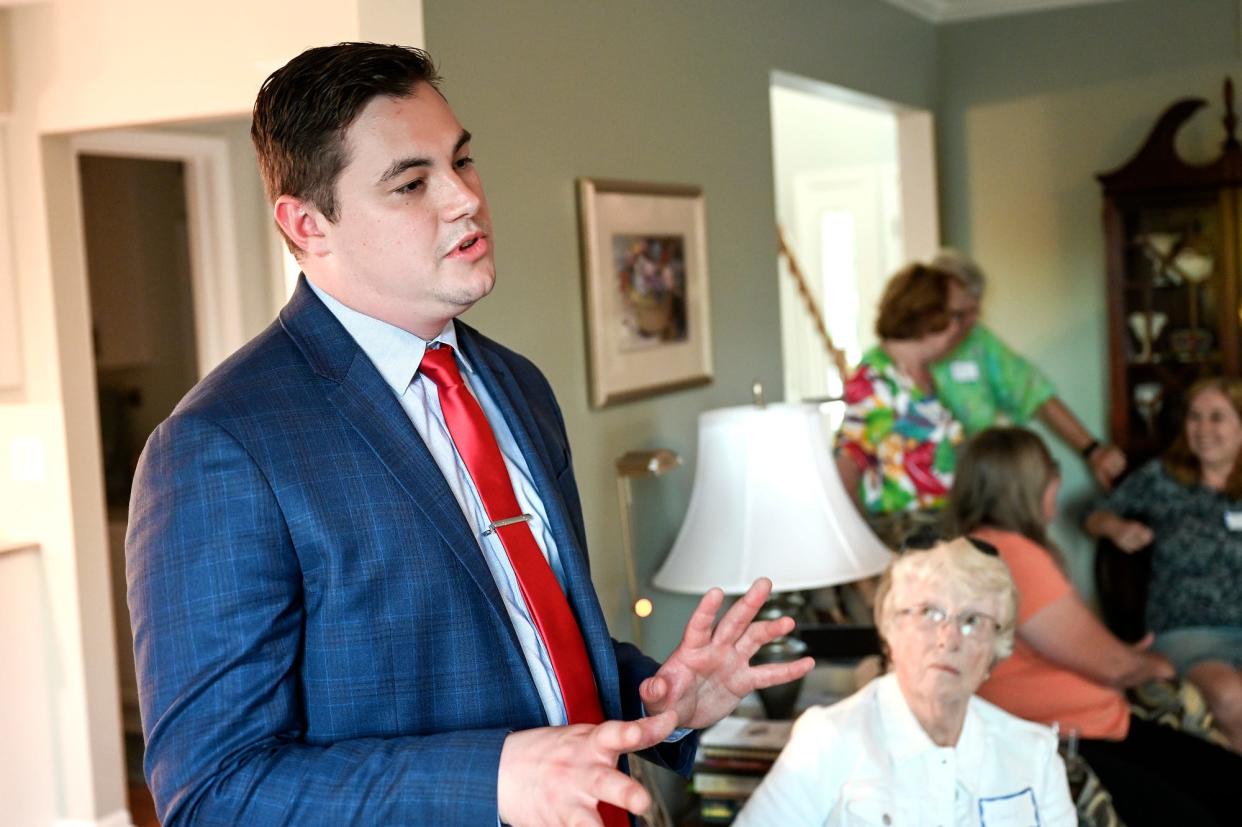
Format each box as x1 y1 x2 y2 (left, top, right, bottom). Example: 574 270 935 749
251 42 442 251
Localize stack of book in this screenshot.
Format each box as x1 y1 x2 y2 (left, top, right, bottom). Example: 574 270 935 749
692 715 792 824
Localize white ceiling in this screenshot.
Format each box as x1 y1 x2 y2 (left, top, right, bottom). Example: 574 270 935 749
882 0 1126 23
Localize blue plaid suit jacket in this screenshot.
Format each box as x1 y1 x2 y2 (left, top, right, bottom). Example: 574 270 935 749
126 278 696 825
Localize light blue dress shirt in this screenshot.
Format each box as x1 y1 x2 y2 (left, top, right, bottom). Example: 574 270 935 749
308 280 570 726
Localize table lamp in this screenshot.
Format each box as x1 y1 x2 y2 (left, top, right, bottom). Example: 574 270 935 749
653 400 892 717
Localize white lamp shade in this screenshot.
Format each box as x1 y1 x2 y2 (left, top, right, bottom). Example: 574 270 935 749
653 402 893 594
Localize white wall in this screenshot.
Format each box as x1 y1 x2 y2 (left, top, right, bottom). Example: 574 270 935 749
0 2 423 823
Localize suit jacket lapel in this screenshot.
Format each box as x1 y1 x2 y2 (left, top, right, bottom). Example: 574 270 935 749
279 279 517 645
457 325 623 717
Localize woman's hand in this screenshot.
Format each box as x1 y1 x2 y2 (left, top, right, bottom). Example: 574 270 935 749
1085 510 1153 553
1116 632 1176 686
1087 444 1127 489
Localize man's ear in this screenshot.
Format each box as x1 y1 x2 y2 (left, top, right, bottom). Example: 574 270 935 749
274 195 329 257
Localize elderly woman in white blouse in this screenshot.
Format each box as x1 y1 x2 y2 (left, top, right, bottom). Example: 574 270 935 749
736 538 1074 827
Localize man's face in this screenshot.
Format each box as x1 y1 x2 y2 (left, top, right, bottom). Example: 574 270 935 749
306 83 495 337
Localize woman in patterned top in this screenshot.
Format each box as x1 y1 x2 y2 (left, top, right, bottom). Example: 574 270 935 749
835 263 969 529
1086 376 1242 752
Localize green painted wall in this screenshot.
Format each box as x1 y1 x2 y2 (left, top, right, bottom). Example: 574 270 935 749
937 0 1242 591
424 0 937 658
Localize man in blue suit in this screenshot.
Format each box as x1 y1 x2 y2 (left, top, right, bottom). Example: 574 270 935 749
127 43 812 826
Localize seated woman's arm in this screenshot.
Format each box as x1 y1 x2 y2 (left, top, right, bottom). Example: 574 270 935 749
1021 591 1173 688
1084 509 1154 553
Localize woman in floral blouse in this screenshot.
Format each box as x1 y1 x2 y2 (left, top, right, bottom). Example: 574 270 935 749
1086 376 1242 753
835 263 971 530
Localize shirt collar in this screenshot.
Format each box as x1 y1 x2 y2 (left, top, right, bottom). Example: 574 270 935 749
306 278 476 394
875 672 985 791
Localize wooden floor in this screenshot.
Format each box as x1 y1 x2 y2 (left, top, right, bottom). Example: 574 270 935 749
124 729 159 826
129 782 159 827
128 779 158 824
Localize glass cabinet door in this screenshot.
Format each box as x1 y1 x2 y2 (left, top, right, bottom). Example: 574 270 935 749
1118 195 1221 455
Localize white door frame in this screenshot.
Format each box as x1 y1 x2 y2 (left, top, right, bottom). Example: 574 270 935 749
70 130 245 376
0 126 21 390
770 71 940 403
896 109 940 263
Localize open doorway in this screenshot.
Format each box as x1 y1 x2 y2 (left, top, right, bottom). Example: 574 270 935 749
769 71 939 410
78 152 198 820
72 125 256 825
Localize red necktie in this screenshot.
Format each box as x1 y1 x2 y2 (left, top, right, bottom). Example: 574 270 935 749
420 346 628 827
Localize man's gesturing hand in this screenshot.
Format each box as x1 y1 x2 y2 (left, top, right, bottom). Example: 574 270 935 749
639 577 815 730
497 710 678 827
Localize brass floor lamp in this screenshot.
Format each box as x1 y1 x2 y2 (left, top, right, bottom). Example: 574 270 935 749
615 448 682 647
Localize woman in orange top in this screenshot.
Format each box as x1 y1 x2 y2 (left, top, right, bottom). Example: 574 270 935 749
946 426 1241 827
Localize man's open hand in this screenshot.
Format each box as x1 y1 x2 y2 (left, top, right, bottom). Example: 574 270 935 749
639 578 815 730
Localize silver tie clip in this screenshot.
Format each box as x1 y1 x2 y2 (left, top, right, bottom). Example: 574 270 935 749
482 513 533 536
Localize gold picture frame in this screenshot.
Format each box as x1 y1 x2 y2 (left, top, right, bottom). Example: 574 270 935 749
576 178 713 407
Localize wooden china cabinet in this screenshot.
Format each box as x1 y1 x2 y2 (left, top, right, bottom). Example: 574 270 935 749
1098 80 1242 463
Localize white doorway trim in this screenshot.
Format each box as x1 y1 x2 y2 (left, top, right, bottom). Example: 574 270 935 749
771 69 939 263
769 71 939 405
896 109 940 262
70 130 244 376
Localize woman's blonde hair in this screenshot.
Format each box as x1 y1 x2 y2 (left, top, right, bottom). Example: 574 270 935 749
1164 376 1242 498
945 427 1062 568
873 537 1018 660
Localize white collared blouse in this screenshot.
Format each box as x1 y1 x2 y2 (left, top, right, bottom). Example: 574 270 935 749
735 673 1074 827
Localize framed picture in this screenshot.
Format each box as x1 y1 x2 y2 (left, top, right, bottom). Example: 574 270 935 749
576 178 713 407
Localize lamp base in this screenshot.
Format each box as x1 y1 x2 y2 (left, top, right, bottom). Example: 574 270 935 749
750 593 810 720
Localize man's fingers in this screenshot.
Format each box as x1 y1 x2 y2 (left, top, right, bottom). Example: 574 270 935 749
735 615 796 659
748 656 815 690
591 711 678 756
639 675 666 705
589 766 652 816
679 587 725 648
630 709 680 748
711 578 772 644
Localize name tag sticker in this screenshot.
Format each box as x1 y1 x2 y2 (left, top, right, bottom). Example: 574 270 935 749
979 788 1038 827
950 360 981 382
1224 511 1242 531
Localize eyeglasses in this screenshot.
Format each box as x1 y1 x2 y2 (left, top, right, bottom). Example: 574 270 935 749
895 603 1000 638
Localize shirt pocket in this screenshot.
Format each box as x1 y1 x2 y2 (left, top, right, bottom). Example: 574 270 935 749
978 787 1039 827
